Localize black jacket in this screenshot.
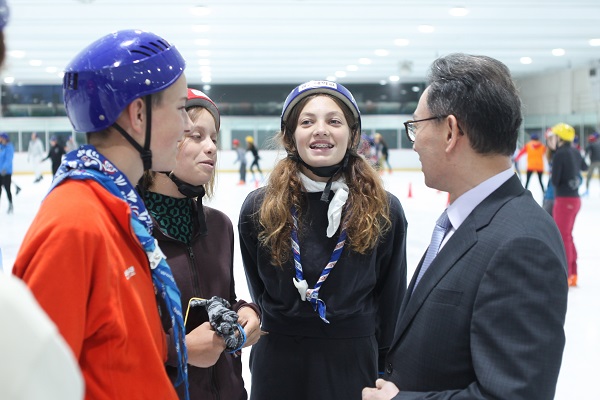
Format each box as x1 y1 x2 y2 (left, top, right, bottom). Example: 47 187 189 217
552 143 585 197
43 143 66 172
239 188 407 370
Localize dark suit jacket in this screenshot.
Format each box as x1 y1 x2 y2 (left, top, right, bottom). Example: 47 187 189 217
384 175 568 400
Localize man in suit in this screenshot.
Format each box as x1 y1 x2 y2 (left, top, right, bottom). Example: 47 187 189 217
363 53 568 400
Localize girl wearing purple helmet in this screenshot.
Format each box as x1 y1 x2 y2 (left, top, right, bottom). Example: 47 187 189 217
13 29 192 399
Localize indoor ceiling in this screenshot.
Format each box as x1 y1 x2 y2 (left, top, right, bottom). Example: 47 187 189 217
2 0 600 87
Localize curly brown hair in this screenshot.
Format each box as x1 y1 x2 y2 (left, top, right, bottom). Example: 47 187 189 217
258 94 391 267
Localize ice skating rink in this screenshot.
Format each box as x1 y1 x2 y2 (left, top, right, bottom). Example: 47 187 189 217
1 167 598 399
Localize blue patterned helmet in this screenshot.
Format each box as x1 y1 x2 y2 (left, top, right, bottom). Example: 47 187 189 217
63 29 186 133
281 80 361 133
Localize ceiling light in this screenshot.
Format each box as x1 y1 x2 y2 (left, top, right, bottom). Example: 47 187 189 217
201 76 212 83
8 50 25 58
394 39 410 47
418 25 435 33
197 50 211 57
3 77 15 84
449 7 469 17
191 5 211 17
192 25 210 33
199 66 211 73
335 71 347 78
589 38 600 46
412 86 421 92
375 49 390 57
198 59 211 66
195 39 211 46
520 57 533 64
379 80 388 85
359 58 372 65
203 84 211 91
552 48 565 56
29 60 43 67
346 65 358 71
389 75 400 82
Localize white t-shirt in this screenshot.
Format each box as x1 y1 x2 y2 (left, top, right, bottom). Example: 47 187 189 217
0 272 84 399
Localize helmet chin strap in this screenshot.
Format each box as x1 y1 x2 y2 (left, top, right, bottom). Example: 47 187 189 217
163 171 208 236
288 152 349 202
112 95 153 171
166 172 206 198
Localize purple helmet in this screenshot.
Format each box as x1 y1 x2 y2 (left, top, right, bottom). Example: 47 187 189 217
0 0 9 31
281 80 361 132
63 29 186 133
0 132 9 141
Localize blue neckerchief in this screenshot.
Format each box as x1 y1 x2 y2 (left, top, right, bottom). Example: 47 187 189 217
291 207 347 323
50 145 189 399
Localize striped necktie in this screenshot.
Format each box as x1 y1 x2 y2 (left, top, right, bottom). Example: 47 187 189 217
413 210 451 290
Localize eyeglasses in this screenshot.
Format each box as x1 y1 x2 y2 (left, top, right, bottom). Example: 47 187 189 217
403 115 448 143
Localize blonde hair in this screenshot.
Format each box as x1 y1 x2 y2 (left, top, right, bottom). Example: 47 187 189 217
257 94 391 267
139 106 218 198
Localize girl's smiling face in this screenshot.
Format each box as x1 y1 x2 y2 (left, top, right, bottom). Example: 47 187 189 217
172 107 218 186
293 95 350 181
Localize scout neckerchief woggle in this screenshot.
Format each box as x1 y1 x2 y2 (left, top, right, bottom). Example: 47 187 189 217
50 145 190 400
290 173 349 323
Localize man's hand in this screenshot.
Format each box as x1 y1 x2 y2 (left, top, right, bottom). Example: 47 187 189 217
362 379 400 400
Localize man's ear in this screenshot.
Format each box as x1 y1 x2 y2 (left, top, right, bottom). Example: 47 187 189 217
444 115 463 152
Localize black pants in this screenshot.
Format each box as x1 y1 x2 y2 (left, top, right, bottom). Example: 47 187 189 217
0 174 13 204
525 170 544 192
250 159 262 175
51 162 61 176
249 333 378 400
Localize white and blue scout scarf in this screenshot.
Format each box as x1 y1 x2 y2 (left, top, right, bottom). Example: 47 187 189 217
50 145 189 399
291 173 349 323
